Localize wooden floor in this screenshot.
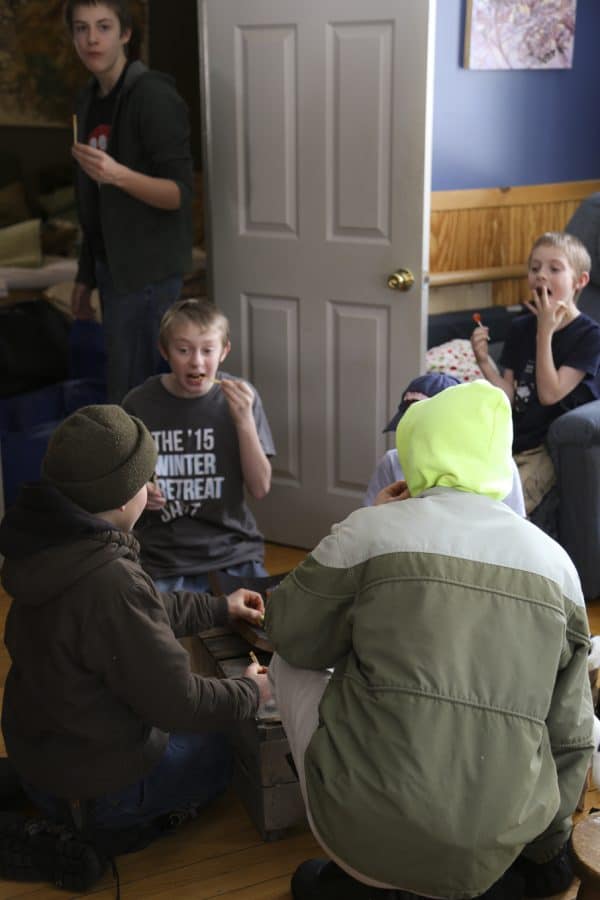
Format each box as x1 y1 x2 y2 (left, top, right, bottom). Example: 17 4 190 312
0 542 598 900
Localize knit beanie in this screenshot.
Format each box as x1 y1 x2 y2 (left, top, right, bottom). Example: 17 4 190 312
42 405 157 513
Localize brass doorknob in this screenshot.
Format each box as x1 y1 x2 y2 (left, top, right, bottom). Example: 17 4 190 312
387 268 415 291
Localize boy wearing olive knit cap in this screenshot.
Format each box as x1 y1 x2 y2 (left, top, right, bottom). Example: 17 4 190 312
0 406 270 866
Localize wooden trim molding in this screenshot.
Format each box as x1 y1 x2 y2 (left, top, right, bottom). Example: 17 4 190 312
431 180 600 212
429 264 527 288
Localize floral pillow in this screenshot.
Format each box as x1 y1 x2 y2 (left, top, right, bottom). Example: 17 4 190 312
425 338 483 382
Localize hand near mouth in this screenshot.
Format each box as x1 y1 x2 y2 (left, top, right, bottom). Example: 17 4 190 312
220 378 255 425
525 287 568 333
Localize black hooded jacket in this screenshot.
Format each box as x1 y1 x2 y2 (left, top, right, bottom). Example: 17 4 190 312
75 60 193 294
0 483 258 799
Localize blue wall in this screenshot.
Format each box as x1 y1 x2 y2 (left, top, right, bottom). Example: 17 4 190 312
432 0 600 190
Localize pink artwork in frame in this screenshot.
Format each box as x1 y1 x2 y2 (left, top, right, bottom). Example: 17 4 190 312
464 0 578 70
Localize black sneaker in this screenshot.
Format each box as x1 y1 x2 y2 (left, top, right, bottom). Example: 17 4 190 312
155 805 201 832
512 843 573 898
291 858 404 900
291 857 525 900
0 813 106 891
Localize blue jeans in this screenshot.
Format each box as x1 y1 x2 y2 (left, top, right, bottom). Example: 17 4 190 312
24 732 233 830
155 559 269 593
95 261 182 403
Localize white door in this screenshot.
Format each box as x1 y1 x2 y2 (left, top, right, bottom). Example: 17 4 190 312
199 0 435 548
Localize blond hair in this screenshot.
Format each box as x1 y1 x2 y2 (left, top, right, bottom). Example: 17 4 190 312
159 298 230 352
529 232 591 280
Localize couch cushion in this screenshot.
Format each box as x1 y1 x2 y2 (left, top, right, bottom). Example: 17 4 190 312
0 181 31 228
566 192 600 287
0 218 42 268
425 338 483 382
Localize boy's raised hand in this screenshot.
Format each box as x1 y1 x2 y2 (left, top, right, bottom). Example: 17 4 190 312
470 323 491 366
524 286 568 334
226 588 265 625
219 379 255 426
72 142 124 185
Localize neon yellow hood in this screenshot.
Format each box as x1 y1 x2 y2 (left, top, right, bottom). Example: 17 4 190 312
396 380 513 500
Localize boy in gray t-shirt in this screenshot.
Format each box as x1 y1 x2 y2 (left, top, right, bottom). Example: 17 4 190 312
123 299 275 591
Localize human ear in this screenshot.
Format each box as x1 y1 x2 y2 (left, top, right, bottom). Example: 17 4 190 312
575 271 590 293
219 341 231 363
120 27 132 48
158 341 169 363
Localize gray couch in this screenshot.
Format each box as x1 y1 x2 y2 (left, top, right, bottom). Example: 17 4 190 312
550 194 600 600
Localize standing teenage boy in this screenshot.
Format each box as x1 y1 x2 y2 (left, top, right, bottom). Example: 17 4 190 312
123 298 275 591
66 0 193 402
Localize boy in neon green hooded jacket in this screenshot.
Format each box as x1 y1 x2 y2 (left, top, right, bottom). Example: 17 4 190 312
266 380 594 900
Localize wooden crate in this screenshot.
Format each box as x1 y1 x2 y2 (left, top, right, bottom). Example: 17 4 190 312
187 627 306 841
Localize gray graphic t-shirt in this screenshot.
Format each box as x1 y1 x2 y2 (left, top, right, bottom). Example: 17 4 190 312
123 374 275 578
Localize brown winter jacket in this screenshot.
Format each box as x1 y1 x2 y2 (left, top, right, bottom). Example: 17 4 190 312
0 483 258 799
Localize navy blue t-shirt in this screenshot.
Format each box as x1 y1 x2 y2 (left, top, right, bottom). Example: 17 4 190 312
500 312 600 452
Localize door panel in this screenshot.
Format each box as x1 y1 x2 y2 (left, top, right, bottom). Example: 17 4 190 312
327 22 392 238
200 0 435 548
328 302 390 490
236 26 298 234
242 293 300 483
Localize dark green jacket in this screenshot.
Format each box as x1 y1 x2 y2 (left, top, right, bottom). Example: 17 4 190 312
75 61 193 294
0 483 259 800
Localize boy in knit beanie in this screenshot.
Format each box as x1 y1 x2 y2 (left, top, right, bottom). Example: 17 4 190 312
0 405 270 889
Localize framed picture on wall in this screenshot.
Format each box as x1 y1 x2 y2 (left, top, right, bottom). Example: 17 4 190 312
0 0 148 127
464 0 578 70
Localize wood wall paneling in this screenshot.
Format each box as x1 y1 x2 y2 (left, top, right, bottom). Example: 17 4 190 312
429 180 600 312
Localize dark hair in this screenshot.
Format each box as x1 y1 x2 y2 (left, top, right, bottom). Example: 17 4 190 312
63 1 142 59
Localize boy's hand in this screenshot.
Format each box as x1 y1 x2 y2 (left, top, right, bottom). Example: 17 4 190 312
243 665 272 704
71 282 96 321
470 323 491 365
374 480 411 505
226 588 265 625
524 286 568 335
72 143 124 186
146 480 166 511
220 379 255 426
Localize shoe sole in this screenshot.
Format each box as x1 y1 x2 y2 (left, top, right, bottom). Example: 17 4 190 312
0 817 106 891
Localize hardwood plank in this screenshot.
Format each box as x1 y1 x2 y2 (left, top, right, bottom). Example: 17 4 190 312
264 543 308 574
